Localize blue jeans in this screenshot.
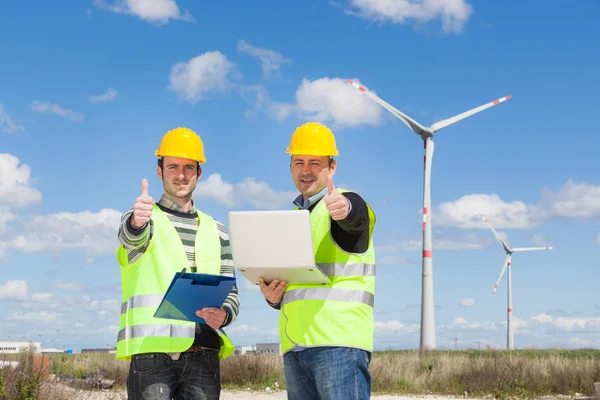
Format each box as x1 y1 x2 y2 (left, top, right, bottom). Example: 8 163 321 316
283 346 372 400
127 351 220 400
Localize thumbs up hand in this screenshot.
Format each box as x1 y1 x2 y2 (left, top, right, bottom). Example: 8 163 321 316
324 172 350 221
131 178 155 229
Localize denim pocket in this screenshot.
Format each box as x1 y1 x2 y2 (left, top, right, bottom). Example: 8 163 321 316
132 353 160 374
205 351 220 374
364 350 372 365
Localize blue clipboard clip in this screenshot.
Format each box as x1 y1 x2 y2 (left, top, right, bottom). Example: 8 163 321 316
153 268 236 325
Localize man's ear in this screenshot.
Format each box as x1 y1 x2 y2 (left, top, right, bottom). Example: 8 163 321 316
156 165 162 180
329 159 337 175
197 166 203 180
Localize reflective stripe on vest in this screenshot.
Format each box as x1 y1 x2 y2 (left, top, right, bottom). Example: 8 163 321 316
115 205 235 360
279 188 376 355
317 262 375 277
117 324 195 341
120 294 163 314
281 287 374 307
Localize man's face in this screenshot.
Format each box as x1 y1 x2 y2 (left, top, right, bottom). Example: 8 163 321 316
156 156 201 199
290 155 336 199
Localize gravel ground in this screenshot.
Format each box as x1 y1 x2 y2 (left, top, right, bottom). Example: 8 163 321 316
40 383 491 400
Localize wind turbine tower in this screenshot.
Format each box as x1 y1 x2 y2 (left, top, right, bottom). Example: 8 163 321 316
480 214 554 350
347 79 511 350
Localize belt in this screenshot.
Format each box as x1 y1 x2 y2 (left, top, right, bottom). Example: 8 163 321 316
185 345 218 353
166 346 219 360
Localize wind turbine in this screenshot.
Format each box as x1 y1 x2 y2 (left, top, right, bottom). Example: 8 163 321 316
479 214 553 350
347 79 511 350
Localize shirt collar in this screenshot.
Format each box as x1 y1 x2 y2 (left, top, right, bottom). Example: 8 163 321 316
293 186 327 210
158 195 197 214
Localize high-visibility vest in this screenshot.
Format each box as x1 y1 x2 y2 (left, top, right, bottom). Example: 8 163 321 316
279 189 376 355
115 205 235 360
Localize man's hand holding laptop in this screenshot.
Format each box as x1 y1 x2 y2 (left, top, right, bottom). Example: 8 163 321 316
259 277 288 304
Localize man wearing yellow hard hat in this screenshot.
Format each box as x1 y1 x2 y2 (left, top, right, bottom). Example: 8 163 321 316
259 122 377 400
115 127 239 399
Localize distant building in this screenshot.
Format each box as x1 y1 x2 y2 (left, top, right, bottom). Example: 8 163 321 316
81 347 116 354
41 348 65 354
0 340 41 354
256 343 281 355
233 343 281 355
234 346 256 355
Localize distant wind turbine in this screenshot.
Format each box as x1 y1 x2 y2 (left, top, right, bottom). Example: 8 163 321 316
347 78 511 350
479 214 554 350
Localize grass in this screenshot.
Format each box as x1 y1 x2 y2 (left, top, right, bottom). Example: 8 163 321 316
369 350 600 397
1 349 599 399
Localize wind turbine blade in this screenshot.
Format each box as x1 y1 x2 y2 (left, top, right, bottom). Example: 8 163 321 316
512 246 554 252
479 214 512 253
430 95 512 132
492 254 511 295
346 79 427 134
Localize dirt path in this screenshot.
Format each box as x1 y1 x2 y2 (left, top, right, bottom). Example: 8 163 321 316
42 383 490 400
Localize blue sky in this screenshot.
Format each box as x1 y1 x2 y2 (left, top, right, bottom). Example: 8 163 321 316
1 0 599 352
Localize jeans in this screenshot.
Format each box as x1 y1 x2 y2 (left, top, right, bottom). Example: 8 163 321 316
127 351 220 400
283 346 372 400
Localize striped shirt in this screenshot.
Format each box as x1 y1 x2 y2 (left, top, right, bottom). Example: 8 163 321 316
117 195 240 333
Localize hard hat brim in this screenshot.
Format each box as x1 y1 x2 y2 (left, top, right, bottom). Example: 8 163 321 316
155 150 206 164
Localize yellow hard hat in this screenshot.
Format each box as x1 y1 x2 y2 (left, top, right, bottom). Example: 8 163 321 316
285 122 339 156
154 127 206 164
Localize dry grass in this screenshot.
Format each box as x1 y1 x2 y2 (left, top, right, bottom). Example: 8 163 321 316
370 350 600 397
2 349 599 399
220 354 284 390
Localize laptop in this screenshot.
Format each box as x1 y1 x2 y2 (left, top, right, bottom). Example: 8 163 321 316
227 209 330 286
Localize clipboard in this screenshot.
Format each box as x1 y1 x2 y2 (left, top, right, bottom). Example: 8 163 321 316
153 268 236 325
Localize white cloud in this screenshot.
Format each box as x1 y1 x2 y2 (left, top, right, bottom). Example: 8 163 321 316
530 234 553 247
375 232 491 253
0 280 28 300
227 324 279 338
55 283 85 292
12 311 62 325
0 207 15 233
553 316 600 333
434 180 600 232
239 85 271 120
459 298 475 307
237 40 291 79
30 293 54 303
532 313 552 323
0 104 24 133
435 194 544 229
169 51 239 103
344 0 473 34
93 0 193 23
30 101 85 121
273 77 383 128
0 154 121 260
452 317 480 329
482 321 498 331
244 78 383 128
89 88 118 103
434 233 492 250
7 208 122 257
0 154 42 209
269 102 297 121
194 173 297 209
375 320 420 334
378 255 416 265
569 337 594 347
540 180 600 219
